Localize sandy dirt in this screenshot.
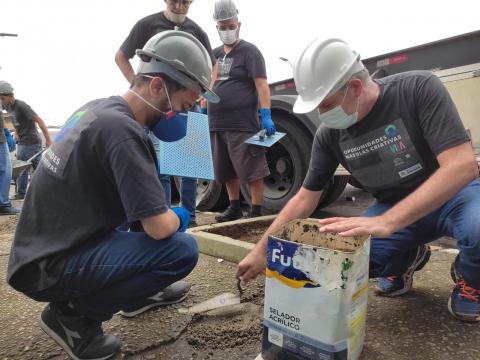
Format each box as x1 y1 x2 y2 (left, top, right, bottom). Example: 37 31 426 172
205 219 273 244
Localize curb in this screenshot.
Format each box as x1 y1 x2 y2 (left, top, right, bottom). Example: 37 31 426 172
187 215 276 264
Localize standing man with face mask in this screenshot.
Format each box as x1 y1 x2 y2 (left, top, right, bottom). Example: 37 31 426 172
237 38 480 323
207 0 275 222
7 31 219 360
0 81 52 201
115 0 218 226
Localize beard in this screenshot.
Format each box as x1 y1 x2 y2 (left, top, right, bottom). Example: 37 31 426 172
145 97 171 129
164 9 187 24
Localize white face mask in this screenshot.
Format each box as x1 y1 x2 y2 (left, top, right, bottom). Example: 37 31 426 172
318 86 359 129
218 29 238 45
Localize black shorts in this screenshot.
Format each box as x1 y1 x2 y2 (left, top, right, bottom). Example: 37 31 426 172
211 131 270 184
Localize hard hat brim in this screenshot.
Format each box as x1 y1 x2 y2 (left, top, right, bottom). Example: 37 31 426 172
293 96 321 114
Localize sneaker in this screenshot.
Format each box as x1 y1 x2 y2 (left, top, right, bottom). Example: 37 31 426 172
215 206 243 223
119 281 191 318
375 245 431 297
448 261 480 322
40 304 121 360
0 206 20 215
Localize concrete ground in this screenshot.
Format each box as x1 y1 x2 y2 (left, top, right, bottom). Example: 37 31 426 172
1 187 478 359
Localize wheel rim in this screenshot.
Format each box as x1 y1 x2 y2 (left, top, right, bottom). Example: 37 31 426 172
196 179 212 205
264 142 295 200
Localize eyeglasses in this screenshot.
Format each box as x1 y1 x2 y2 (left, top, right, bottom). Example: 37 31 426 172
167 0 193 7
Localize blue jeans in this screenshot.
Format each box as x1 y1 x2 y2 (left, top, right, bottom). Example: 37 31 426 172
160 175 197 220
16 143 42 195
0 142 12 207
29 230 198 321
365 178 480 288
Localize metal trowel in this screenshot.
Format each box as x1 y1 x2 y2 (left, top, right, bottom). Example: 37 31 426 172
178 279 244 315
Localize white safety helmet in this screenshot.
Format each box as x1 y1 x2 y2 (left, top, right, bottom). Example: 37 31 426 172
213 0 239 21
293 38 365 114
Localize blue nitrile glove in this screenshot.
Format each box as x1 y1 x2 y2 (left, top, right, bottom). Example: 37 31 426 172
4 128 16 152
259 108 276 136
200 107 208 115
171 207 190 232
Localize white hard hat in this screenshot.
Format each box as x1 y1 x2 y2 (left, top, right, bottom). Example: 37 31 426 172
213 0 239 21
293 38 365 114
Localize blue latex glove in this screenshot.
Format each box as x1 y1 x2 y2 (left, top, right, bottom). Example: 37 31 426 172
200 107 208 115
4 129 15 152
171 207 190 232
259 108 276 136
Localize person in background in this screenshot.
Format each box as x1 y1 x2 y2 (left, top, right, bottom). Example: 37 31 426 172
7 31 219 359
237 38 480 323
0 81 52 200
0 107 19 215
206 0 275 222
115 0 218 226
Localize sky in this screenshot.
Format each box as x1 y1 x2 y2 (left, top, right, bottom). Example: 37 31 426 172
1 0 479 126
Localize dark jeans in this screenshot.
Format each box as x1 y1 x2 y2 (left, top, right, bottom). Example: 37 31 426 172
16 143 42 195
30 230 199 321
366 178 480 288
159 174 197 220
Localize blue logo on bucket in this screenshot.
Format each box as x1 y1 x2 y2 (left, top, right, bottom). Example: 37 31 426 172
266 237 320 289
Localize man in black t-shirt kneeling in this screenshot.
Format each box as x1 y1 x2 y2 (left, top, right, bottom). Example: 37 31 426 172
237 38 480 323
7 31 219 360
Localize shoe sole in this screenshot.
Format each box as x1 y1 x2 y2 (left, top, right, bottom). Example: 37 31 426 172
39 318 117 360
375 245 431 297
447 297 480 322
214 215 243 223
119 293 188 318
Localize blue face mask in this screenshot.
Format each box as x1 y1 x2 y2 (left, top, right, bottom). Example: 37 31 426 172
128 77 188 142
318 86 359 129
150 111 188 142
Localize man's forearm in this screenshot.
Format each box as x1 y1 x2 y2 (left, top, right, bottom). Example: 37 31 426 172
35 116 52 143
255 78 271 109
383 145 478 232
115 49 135 84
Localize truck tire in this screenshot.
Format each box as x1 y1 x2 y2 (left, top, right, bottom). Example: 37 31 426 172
240 113 312 213
174 177 229 211
317 175 349 208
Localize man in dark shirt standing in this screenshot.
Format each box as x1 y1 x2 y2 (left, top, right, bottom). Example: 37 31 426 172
207 0 275 222
7 31 219 359
0 81 52 200
115 0 218 226
237 38 480 323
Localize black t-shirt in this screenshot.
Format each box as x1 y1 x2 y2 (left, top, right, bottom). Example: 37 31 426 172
3 99 41 145
303 71 469 204
208 40 267 132
7 96 168 293
120 11 216 65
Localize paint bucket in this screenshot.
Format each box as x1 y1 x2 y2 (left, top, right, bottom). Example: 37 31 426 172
261 219 370 360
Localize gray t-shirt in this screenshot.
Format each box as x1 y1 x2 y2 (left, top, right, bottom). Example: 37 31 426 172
208 40 267 132
120 11 216 66
303 71 469 204
3 99 41 145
